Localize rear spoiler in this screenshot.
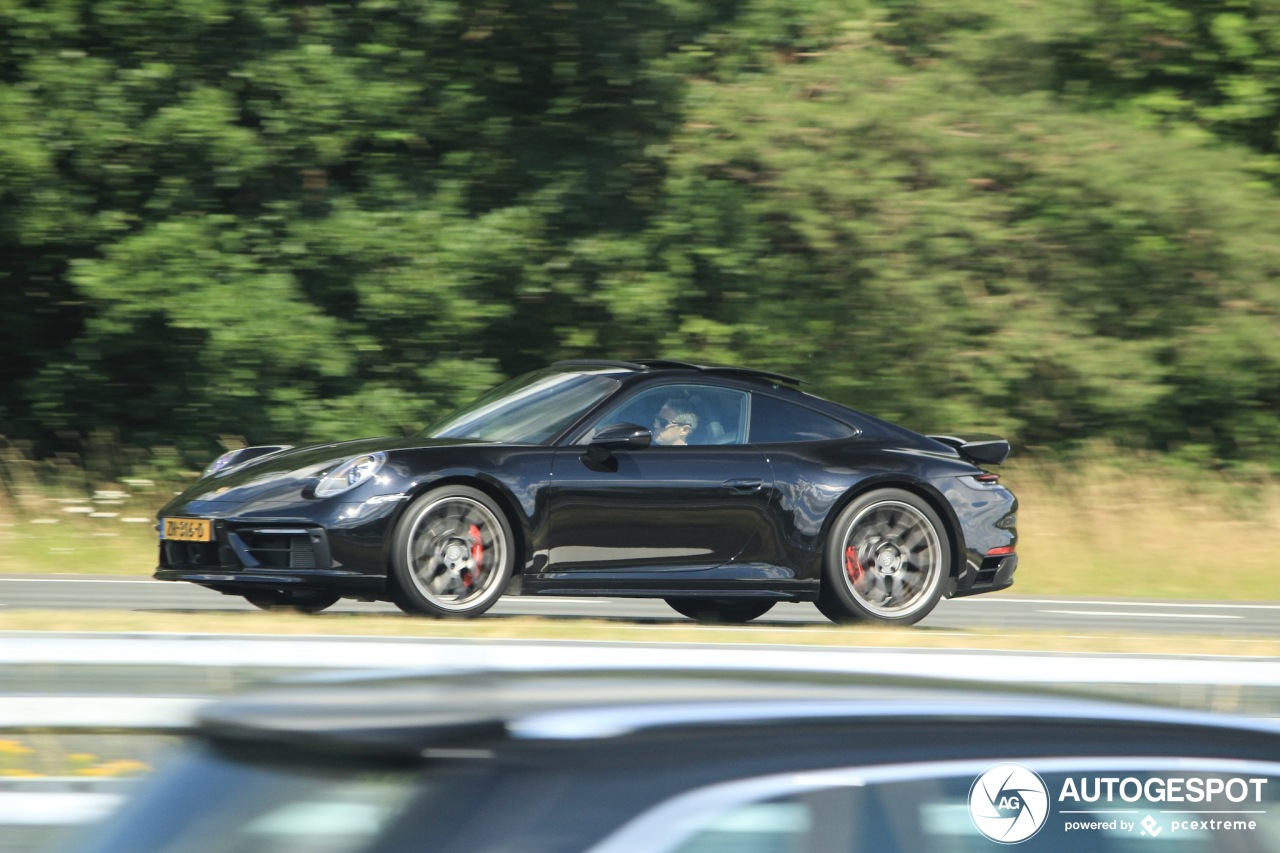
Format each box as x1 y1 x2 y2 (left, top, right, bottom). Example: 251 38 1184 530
927 434 1010 466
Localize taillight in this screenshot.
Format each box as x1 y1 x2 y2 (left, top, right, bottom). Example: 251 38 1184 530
973 473 1000 484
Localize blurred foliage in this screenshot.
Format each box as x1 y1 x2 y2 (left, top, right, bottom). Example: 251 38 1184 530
0 736 151 778
0 734 157 778
1 0 1278 470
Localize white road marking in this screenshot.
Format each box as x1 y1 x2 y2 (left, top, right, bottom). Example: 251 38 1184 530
0 579 1273 627
1040 610 1242 620
959 597 1280 610
0 578 165 584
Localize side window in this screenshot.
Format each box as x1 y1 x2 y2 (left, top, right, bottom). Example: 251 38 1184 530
613 763 1280 853
748 395 855 444
589 385 749 447
667 800 818 853
669 791 856 853
660 780 957 853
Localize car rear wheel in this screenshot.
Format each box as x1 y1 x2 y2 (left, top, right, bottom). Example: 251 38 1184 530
664 598 776 624
390 485 514 618
816 488 950 626
243 590 341 614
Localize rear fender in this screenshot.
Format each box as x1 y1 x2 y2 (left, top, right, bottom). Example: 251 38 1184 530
822 476 967 582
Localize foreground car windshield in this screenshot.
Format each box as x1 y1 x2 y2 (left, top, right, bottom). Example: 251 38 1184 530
421 369 620 444
72 745 424 853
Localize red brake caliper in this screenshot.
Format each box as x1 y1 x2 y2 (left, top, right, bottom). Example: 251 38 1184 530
466 525 484 587
844 546 863 583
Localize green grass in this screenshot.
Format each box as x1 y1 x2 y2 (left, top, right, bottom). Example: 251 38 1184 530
2 441 1278 601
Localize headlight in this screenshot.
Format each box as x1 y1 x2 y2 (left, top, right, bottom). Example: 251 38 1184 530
314 452 388 498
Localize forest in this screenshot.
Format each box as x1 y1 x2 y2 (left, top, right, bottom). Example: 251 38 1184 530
2 0 1278 474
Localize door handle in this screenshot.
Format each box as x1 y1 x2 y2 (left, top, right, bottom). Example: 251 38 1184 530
723 478 764 493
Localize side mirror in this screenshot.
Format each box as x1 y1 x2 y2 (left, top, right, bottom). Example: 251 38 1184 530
586 423 652 462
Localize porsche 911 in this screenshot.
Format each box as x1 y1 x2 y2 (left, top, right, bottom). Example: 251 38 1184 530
155 359 1018 625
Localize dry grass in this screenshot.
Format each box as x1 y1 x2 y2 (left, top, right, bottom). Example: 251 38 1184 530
0 436 185 575
1005 454 1280 601
1 610 1277 657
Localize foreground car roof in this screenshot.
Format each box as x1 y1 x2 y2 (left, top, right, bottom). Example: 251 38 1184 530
196 668 1280 759
67 665 1280 853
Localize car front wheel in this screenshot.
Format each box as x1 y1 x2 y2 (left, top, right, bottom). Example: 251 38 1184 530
816 488 950 626
664 598 776 624
390 485 514 618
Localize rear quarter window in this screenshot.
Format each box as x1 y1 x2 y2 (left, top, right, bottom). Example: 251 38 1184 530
748 395 856 444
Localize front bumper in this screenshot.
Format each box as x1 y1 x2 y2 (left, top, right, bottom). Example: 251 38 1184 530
155 511 396 599
160 523 331 572
154 567 385 599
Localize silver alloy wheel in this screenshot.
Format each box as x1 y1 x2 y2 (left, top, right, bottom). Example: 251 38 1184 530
838 499 944 619
403 495 508 612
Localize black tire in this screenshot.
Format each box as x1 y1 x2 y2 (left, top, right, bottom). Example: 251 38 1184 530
390 485 514 618
816 488 950 626
243 589 341 614
664 597 776 624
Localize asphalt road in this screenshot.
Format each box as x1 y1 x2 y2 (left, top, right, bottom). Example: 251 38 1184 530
1 575 1277 637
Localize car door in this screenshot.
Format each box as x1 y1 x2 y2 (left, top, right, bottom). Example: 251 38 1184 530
543 383 774 583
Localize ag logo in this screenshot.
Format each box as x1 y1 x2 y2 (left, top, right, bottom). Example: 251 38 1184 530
969 763 1050 844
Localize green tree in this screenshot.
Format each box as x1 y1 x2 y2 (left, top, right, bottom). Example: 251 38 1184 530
1 0 1278 472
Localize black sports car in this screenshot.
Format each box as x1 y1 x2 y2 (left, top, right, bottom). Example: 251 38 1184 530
155 360 1018 625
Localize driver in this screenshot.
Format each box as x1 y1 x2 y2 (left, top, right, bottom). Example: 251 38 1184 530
653 401 699 446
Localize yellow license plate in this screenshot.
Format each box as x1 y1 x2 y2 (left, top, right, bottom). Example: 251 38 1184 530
163 518 212 542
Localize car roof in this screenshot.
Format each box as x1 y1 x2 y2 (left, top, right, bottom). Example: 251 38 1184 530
551 359 806 387
549 358 929 442
194 667 1280 759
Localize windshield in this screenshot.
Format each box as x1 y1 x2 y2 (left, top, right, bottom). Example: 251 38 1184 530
421 369 622 444
73 744 422 853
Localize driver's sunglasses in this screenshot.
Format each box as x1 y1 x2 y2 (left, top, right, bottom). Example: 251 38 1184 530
656 418 694 431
